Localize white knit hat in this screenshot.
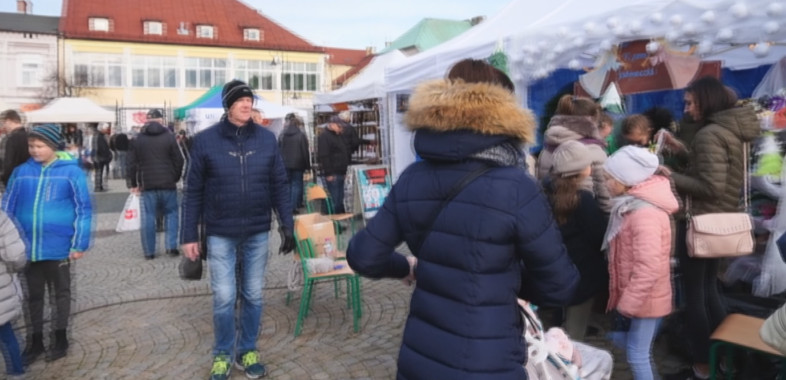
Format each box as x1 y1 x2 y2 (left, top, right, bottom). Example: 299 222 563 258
603 146 659 187
552 141 592 177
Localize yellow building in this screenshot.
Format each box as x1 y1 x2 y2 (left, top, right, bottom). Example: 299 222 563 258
59 0 326 113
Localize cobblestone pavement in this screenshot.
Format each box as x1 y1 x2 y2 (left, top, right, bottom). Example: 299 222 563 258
9 179 687 379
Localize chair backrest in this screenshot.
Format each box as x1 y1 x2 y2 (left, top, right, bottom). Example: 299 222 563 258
294 220 313 260
305 184 334 214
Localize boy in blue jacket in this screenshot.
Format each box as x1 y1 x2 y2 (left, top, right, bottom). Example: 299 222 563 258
1 124 92 364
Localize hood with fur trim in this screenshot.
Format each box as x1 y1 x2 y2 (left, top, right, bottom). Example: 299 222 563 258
405 79 535 143
546 115 600 140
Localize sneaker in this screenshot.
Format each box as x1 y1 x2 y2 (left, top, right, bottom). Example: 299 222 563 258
210 355 231 380
235 351 267 379
167 249 180 257
145 255 155 260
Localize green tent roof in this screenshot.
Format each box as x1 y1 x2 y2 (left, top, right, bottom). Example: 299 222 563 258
174 85 223 120
378 18 473 55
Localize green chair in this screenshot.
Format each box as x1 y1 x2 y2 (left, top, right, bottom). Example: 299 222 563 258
305 183 359 250
709 313 786 379
288 218 361 337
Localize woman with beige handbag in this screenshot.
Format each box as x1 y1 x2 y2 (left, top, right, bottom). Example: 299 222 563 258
657 76 761 380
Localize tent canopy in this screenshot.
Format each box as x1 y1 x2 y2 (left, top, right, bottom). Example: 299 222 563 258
386 0 786 93
175 86 301 120
314 50 407 105
25 97 115 123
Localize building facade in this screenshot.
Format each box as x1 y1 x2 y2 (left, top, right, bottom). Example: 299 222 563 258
0 11 59 110
59 0 327 110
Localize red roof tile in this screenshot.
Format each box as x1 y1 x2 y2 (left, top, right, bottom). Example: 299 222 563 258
323 47 369 66
333 54 374 87
60 0 323 53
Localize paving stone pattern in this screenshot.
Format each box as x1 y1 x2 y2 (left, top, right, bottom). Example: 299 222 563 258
8 180 686 379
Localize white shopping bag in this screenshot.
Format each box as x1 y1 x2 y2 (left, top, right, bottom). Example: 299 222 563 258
116 194 141 232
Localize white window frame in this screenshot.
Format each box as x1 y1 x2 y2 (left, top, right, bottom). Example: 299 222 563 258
89 17 110 32
72 53 125 88
243 28 260 41
131 56 178 88
282 62 320 92
18 55 44 88
196 25 214 39
144 21 163 35
185 57 226 88
233 59 276 90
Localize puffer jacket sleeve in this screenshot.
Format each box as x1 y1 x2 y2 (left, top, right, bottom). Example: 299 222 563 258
0 212 26 272
346 187 410 279
516 189 580 306
616 208 665 317
181 135 206 244
1 169 20 215
70 168 93 253
672 128 728 201
300 133 311 170
270 146 294 231
170 137 185 183
762 302 786 355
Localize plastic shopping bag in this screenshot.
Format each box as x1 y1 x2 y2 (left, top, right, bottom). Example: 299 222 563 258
116 194 141 232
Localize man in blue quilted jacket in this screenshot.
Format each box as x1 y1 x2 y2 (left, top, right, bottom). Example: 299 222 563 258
180 80 295 380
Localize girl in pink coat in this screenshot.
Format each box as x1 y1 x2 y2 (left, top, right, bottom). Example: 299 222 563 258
602 146 679 380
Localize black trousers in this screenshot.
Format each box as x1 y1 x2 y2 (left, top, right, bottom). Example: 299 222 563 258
25 260 71 334
675 220 727 363
93 162 107 190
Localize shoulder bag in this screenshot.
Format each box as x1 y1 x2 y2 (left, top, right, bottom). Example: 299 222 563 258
686 143 754 258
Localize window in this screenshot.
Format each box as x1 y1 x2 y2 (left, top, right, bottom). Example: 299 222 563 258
89 17 110 32
233 59 276 90
72 53 124 87
131 56 178 88
18 56 44 87
196 25 214 39
243 28 261 41
282 62 320 92
185 57 226 88
144 21 163 35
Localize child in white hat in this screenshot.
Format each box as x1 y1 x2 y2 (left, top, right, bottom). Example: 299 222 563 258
602 146 679 380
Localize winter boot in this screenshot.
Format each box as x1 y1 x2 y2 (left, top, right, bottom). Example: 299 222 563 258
22 332 45 365
46 329 68 362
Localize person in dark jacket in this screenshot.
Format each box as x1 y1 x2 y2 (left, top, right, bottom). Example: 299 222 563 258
543 140 608 341
317 117 349 213
110 132 130 179
278 114 310 212
338 111 360 161
180 80 295 380
0 109 29 189
127 109 184 259
346 59 579 380
89 124 112 192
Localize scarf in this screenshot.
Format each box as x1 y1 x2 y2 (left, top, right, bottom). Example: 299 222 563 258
601 195 655 251
470 141 528 170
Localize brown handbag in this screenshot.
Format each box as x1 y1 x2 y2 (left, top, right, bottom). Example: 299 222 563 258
686 143 754 258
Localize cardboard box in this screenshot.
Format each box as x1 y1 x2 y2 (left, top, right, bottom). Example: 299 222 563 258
295 213 338 258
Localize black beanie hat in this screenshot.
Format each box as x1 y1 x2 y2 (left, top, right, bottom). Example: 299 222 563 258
29 124 63 150
222 80 254 110
146 108 164 119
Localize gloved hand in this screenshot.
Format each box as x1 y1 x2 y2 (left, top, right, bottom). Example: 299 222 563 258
279 227 296 255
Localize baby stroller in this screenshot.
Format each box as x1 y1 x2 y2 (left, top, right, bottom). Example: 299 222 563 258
520 300 614 380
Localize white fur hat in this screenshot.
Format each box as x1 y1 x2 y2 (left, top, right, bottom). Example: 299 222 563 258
603 146 659 187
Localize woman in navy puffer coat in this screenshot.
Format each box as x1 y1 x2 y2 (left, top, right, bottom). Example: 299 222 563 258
347 63 579 380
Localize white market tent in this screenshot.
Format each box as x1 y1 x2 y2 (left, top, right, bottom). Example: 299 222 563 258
386 0 786 93
25 97 115 123
386 0 786 179
314 50 407 105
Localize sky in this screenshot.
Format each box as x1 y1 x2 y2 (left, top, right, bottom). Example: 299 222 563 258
0 0 511 51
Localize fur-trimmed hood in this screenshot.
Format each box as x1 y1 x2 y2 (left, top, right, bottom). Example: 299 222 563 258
546 115 600 140
405 79 535 143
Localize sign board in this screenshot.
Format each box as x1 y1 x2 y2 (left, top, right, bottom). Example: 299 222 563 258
577 39 721 96
352 164 392 220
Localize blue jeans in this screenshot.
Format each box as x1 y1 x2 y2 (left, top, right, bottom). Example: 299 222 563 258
324 174 345 214
288 170 304 211
140 189 179 256
608 317 662 380
0 322 22 375
207 232 270 356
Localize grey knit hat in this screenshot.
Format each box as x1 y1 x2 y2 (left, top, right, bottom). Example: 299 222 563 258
552 140 592 177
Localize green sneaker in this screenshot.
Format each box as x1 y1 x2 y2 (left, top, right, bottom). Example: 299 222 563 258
209 355 231 380
235 351 267 379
